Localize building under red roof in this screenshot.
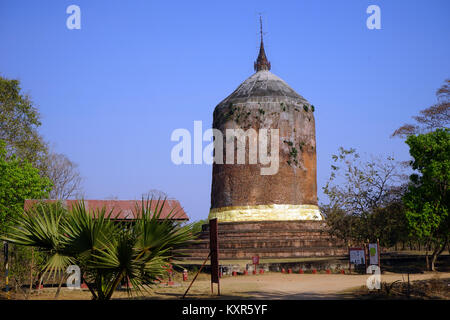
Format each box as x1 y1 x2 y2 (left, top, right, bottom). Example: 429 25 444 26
24 199 189 221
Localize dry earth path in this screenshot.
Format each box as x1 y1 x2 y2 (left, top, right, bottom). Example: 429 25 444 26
20 272 450 300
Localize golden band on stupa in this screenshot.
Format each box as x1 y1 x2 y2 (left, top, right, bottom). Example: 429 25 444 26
208 204 323 222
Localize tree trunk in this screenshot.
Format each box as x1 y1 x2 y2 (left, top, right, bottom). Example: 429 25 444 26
13 277 29 299
437 240 448 256
428 239 447 271
37 273 44 295
105 271 125 300
430 250 438 271
81 273 98 300
54 272 65 299
425 241 430 271
29 247 34 297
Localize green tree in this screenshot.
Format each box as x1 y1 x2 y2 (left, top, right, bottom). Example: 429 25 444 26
190 219 208 236
0 140 52 234
404 128 449 271
0 76 83 200
0 76 47 166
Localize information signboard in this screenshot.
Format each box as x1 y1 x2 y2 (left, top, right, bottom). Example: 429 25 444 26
368 243 379 266
349 248 365 265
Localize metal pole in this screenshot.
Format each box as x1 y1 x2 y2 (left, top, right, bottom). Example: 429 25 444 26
182 252 211 299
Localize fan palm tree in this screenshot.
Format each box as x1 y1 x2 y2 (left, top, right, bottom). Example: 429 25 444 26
2 199 195 300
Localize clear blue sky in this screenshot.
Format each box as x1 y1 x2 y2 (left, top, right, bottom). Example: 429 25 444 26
1 0 449 222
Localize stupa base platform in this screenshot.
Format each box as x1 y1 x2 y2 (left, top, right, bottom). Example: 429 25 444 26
180 220 347 260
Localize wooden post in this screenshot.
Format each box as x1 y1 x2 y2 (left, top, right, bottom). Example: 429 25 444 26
217 278 220 296
377 239 381 270
183 218 220 299
348 245 351 274
209 218 220 296
364 243 368 272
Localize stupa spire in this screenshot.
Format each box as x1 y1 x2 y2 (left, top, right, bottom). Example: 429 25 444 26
254 16 271 72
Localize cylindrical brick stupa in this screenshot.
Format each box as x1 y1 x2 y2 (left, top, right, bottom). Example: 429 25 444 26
208 25 322 223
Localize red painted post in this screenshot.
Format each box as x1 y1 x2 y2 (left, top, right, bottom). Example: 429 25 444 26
252 256 259 277
168 269 174 286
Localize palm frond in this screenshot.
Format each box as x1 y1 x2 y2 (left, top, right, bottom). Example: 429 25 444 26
1 202 66 250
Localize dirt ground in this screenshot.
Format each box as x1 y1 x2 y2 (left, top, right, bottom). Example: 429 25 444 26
5 271 450 300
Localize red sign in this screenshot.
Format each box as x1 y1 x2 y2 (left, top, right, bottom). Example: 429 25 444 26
252 256 259 265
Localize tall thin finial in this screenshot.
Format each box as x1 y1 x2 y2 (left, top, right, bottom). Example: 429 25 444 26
259 15 264 43
254 15 271 72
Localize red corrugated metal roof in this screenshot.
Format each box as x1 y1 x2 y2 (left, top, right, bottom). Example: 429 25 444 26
24 199 189 220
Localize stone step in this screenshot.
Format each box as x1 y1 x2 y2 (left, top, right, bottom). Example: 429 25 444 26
202 221 328 232
179 246 348 259
187 239 343 249
196 231 334 241
198 228 330 234
184 221 345 260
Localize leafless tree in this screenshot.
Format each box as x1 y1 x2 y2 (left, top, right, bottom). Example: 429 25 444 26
322 148 410 246
323 148 406 217
44 152 83 200
141 189 169 200
392 79 450 138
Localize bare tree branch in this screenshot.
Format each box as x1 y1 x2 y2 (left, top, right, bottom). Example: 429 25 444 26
43 152 83 200
392 79 450 138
